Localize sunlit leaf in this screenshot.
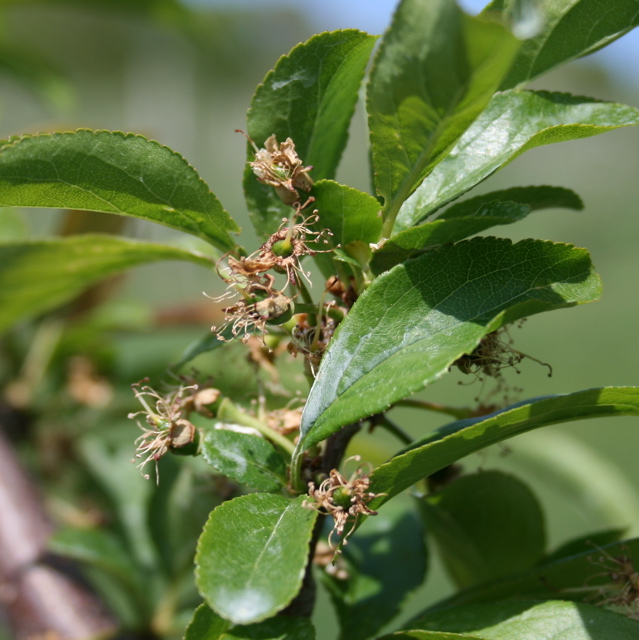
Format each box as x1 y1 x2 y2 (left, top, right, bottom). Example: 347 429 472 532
440 185 583 218
0 130 239 249
396 91 639 230
484 0 639 89
245 30 377 237
407 599 639 639
371 201 529 274
368 0 519 232
201 429 287 492
296 237 600 456
370 387 639 507
195 494 317 625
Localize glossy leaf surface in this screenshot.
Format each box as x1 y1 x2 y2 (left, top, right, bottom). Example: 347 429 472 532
396 91 639 230
370 387 639 506
440 185 583 219
0 235 213 333
195 494 317 625
422 471 545 589
371 201 529 274
484 0 639 89
245 30 377 237
297 237 600 455
312 180 382 249
200 429 287 492
407 600 639 639
322 500 427 640
367 0 519 224
0 130 239 249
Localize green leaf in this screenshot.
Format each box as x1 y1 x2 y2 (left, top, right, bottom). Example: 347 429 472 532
407 600 639 639
396 91 639 230
484 0 639 89
312 180 383 249
185 604 230 640
367 0 519 234
370 387 639 508
222 616 316 640
195 494 318 625
421 471 545 589
201 429 287 492
378 632 487 640
543 528 625 565
185 604 315 640
245 30 377 237
440 185 583 219
0 234 213 333
422 537 639 612
310 180 383 278
321 500 427 640
371 201 530 274
296 237 600 456
0 130 239 250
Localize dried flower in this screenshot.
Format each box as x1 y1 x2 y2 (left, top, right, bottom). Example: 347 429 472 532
212 290 294 344
256 206 332 288
267 406 303 436
239 130 313 205
288 311 339 377
128 380 199 482
304 455 384 554
586 547 639 620
454 325 552 381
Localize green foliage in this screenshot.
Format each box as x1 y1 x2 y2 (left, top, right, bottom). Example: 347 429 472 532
200 429 287 492
3 1 639 639
370 387 639 504
0 235 214 333
295 237 600 457
406 600 639 638
321 500 427 640
195 494 317 625
421 471 546 589
0 130 239 249
368 0 519 235
245 30 377 237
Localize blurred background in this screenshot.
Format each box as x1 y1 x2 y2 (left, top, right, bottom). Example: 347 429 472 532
1 0 638 638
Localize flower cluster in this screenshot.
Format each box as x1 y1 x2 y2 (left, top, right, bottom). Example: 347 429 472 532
128 378 219 482
587 547 639 620
212 207 332 344
304 456 384 554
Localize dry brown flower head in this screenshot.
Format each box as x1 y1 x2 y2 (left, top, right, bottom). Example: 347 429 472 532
587 546 639 620
128 380 200 482
304 455 384 555
238 130 313 205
